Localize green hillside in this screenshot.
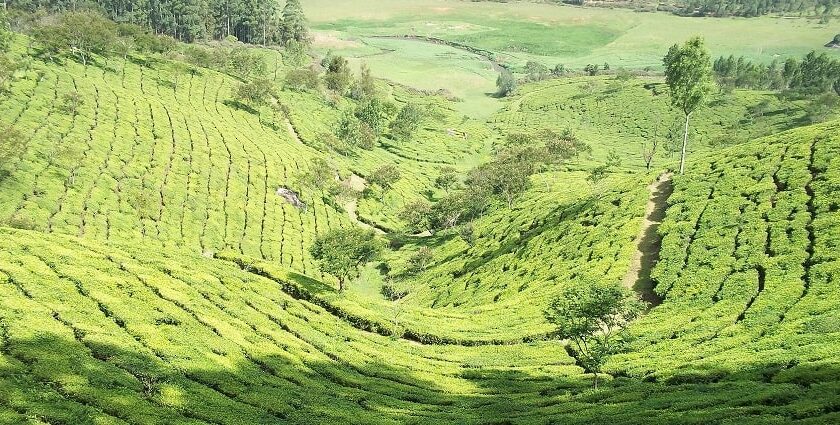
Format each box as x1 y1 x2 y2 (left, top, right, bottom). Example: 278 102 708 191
2 4 840 424
2 120 839 424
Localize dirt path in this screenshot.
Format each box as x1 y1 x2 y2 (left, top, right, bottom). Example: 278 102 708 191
342 174 386 235
622 173 673 306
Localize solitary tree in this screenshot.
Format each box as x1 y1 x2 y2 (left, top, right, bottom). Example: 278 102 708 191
335 111 376 151
496 68 516 97
350 63 376 101
389 103 423 141
234 77 274 109
369 164 400 199
60 91 84 116
297 157 334 192
468 153 534 208
324 55 352 94
399 199 433 234
663 37 713 174
310 227 382 291
281 0 309 46
544 281 645 389
355 96 394 137
408 246 433 274
434 166 458 193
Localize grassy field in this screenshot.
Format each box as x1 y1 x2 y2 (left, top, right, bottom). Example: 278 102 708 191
304 0 838 117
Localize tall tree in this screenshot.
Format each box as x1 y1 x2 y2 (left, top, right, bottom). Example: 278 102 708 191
663 37 713 175
280 0 307 46
545 281 645 389
0 9 11 52
324 54 352 94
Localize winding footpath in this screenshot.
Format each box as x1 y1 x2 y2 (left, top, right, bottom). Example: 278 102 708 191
622 173 673 306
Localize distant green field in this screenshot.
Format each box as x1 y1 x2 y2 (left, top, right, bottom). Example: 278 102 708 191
305 0 838 66
304 0 838 116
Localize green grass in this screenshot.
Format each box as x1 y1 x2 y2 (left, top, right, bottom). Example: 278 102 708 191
304 0 838 117
305 0 839 67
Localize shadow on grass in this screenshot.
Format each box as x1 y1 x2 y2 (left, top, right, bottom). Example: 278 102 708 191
4 332 840 424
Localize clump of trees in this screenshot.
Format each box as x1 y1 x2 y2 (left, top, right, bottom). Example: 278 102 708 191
681 0 836 20
9 0 310 45
663 36 714 175
397 129 590 236
713 51 840 94
310 227 382 292
32 11 116 65
545 281 645 389
524 61 550 82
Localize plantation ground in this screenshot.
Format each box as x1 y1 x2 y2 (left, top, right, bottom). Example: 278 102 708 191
1 8 840 423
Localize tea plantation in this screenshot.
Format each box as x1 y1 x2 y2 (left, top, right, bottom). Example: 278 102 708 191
1 10 840 424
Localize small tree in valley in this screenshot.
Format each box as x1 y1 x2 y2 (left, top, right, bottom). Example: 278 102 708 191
544 281 645 389
389 103 423 141
310 227 382 292
496 68 516 97
324 55 352 94
434 166 458 193
399 199 433 234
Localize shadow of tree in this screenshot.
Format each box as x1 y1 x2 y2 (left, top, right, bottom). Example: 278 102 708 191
3 332 839 424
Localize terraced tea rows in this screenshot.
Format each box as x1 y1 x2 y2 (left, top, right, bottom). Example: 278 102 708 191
0 53 346 275
614 121 840 389
0 228 580 423
0 39 494 280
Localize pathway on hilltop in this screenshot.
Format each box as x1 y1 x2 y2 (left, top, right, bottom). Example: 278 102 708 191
622 172 673 306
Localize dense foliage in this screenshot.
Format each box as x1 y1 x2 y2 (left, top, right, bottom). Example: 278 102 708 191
714 50 840 93
8 0 308 44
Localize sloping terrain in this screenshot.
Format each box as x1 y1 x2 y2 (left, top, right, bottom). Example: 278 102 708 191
1 32 840 424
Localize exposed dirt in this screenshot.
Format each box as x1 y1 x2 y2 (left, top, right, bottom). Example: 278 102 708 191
622 173 673 306
342 174 385 235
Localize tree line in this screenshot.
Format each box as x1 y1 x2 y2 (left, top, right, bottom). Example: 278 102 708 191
6 0 308 44
682 0 836 19
713 51 840 95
